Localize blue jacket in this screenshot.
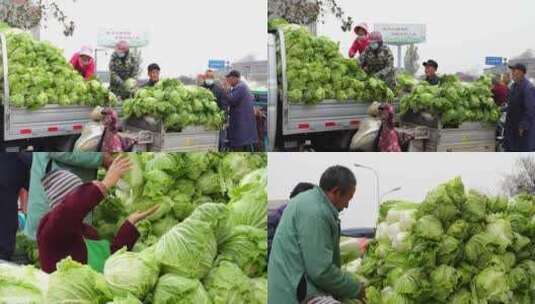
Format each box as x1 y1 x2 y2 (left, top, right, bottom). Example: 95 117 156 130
505 78 535 152
224 81 258 147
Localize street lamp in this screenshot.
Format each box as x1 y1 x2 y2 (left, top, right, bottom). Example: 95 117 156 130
381 186 402 201
354 163 380 207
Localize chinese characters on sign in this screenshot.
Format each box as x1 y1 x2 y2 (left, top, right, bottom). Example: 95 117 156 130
97 28 150 48
373 23 426 45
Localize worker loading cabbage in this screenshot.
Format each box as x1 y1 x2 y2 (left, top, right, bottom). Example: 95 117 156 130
271 20 395 105
0 152 268 303
1 32 118 109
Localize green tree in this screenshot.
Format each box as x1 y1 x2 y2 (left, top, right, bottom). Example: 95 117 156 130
404 44 420 76
268 0 353 32
0 0 76 36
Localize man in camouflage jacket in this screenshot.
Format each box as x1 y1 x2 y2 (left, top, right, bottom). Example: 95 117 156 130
109 40 140 100
360 31 396 90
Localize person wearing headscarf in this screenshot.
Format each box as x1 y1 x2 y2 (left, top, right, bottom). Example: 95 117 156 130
25 152 111 241
37 156 158 273
348 23 370 58
360 31 396 90
70 46 96 80
377 104 401 152
109 40 140 99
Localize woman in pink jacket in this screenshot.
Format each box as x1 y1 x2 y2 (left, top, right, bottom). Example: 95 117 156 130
348 23 370 58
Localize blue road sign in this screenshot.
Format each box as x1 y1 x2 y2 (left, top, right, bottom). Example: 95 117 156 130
485 57 504 66
208 60 226 70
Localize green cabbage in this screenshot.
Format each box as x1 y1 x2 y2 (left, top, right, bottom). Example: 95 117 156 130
250 278 267 304
278 22 395 104
203 261 254 304
155 219 217 279
0 264 49 303
103 248 160 299
226 169 268 229
357 177 535 303
123 79 223 131
46 257 113 304
400 74 500 125
217 225 267 277
3 33 117 109
152 274 211 304
475 267 510 302
106 294 142 304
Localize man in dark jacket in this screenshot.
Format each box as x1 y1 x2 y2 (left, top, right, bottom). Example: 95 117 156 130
141 63 160 88
504 63 535 152
202 69 226 111
223 70 258 151
0 153 32 261
423 59 440 86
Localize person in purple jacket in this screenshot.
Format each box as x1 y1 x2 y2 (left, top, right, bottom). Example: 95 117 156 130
268 182 315 260
222 70 258 151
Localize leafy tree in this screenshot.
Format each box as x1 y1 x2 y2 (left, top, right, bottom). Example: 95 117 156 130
268 0 353 32
404 44 420 76
0 0 76 36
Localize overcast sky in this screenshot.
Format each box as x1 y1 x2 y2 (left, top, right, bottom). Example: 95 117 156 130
41 0 267 77
268 153 530 229
318 0 535 75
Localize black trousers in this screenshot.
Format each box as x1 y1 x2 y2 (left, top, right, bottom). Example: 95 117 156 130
0 152 31 261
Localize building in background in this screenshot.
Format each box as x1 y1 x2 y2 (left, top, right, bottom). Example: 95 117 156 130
231 60 268 87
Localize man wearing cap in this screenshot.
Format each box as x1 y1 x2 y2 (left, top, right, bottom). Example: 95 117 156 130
69 46 95 80
360 31 396 90
504 63 535 151
109 40 141 100
142 63 161 88
423 60 440 86
222 70 258 151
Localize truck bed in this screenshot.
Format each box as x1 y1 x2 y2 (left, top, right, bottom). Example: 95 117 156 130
284 101 399 135
6 105 97 141
4 105 122 141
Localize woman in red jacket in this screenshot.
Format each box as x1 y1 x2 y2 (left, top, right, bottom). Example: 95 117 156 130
69 46 96 80
37 156 158 273
348 23 370 58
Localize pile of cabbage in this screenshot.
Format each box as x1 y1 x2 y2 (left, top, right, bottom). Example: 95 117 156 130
123 79 224 131
353 177 535 304
400 75 501 125
0 152 268 304
272 20 395 104
1 32 118 109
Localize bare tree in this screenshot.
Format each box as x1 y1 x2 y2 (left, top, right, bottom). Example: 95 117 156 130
0 0 76 36
513 49 535 60
501 156 535 196
268 0 353 32
403 44 420 76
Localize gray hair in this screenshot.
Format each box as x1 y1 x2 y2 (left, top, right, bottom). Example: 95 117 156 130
319 165 357 195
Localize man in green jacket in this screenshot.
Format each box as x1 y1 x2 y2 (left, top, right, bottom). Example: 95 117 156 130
269 165 363 304
24 152 112 240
